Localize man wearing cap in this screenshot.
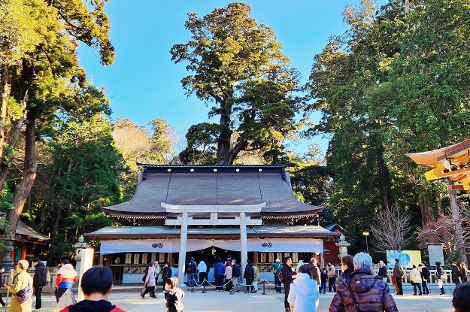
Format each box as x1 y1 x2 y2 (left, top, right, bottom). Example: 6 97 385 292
272 258 283 293
56 259 78 303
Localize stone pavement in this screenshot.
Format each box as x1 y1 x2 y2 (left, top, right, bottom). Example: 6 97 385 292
22 284 456 311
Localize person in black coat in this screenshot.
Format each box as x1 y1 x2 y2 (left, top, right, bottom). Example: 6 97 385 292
244 260 254 293
378 260 388 281
420 262 430 295
161 262 172 291
281 256 294 312
33 257 47 311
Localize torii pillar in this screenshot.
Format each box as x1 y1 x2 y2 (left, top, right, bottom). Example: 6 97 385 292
162 203 265 287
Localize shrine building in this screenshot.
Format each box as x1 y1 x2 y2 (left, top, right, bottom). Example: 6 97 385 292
85 164 339 284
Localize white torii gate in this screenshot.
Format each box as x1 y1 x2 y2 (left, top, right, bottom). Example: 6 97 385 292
161 202 265 286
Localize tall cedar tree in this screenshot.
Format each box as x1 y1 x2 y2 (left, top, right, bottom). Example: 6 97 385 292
170 2 308 165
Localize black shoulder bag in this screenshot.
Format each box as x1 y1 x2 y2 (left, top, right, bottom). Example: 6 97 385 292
346 280 363 312
346 276 379 312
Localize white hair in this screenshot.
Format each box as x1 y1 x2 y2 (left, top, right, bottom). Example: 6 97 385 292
353 252 373 271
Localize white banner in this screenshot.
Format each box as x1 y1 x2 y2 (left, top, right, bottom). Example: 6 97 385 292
100 238 323 254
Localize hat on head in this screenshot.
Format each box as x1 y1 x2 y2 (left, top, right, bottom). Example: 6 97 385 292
275 258 280 263
18 260 29 270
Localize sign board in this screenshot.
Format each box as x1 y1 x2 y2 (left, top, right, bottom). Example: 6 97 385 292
386 250 421 269
428 244 445 266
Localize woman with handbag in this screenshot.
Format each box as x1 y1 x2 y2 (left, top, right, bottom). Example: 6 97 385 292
4 260 33 312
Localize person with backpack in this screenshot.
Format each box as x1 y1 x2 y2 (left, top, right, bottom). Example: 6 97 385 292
272 258 283 293
392 258 404 295
329 252 398 312
420 262 430 295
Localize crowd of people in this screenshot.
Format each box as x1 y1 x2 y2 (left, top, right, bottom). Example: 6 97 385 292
3 254 470 312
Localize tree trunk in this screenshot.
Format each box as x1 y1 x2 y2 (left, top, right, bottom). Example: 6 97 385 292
0 65 11 191
216 108 233 165
419 195 433 226
47 207 62 265
448 178 467 263
7 107 38 234
377 143 393 210
0 59 34 191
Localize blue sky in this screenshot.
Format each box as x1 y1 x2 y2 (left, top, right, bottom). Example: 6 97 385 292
78 0 386 156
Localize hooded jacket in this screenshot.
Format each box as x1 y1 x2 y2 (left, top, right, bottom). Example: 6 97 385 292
287 272 319 312
60 300 125 312
329 270 398 312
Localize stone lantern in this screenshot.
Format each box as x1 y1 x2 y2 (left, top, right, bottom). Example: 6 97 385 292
335 234 350 260
73 235 89 277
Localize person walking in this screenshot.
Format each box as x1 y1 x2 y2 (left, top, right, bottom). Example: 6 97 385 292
197 260 207 286
141 262 156 298
378 260 388 282
60 266 125 312
329 252 398 312
452 261 461 286
327 260 336 292
272 258 283 293
436 261 446 295
410 265 422 295
281 256 294 312
55 259 78 303
309 256 321 286
32 257 47 312
288 264 319 312
4 260 33 312
161 263 173 291
243 260 254 293
420 262 430 295
460 262 468 282
392 258 404 295
164 277 184 312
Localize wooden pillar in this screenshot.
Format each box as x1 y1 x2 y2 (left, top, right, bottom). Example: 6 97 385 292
177 212 189 286
99 253 104 266
240 212 248 282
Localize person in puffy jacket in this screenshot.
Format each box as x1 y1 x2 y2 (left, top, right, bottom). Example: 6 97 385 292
164 277 184 312
410 264 422 295
60 266 124 312
329 252 398 312
288 264 319 312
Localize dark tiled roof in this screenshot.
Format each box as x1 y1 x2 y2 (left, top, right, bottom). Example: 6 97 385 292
103 165 322 218
85 225 338 239
16 220 51 243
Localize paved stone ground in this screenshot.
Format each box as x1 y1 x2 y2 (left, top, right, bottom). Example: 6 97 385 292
22 284 456 311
